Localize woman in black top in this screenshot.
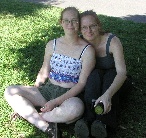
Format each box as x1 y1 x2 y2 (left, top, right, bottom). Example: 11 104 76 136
75 10 128 138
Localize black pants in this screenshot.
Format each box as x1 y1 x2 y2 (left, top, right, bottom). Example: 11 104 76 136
83 69 129 129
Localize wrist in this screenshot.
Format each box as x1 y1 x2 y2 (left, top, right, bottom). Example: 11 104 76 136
50 99 59 107
104 91 113 100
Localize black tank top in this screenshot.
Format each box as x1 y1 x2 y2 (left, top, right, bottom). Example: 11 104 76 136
95 34 116 69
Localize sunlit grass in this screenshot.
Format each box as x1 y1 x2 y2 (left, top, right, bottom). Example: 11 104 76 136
0 0 146 137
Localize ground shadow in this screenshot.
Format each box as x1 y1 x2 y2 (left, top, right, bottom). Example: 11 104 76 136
21 0 64 5
25 122 76 138
12 25 63 83
121 14 146 23
0 0 52 16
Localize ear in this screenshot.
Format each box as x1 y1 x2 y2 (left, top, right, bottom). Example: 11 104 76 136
98 27 101 33
59 19 62 25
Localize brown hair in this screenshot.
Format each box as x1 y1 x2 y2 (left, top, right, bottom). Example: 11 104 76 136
80 10 105 35
60 7 80 21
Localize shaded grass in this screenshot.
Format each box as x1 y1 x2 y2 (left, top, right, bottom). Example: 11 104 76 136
0 0 146 137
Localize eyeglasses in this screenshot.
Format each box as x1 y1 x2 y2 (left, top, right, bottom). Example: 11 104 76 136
62 19 79 25
81 24 98 31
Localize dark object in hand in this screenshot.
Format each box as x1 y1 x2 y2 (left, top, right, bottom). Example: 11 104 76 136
92 99 104 115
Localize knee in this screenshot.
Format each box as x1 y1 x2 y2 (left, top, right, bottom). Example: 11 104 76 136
43 97 85 123
72 97 84 116
65 97 84 119
4 85 18 100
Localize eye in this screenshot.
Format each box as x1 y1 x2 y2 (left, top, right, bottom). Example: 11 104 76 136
91 24 97 29
63 19 69 24
72 20 78 23
81 26 88 30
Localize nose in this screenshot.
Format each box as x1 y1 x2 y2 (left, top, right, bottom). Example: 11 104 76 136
87 26 92 32
68 20 73 25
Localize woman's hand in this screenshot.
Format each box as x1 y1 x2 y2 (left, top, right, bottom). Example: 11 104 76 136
40 100 58 113
34 73 46 87
95 93 112 114
34 82 43 87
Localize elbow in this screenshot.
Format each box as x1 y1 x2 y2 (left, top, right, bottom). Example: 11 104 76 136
117 71 127 81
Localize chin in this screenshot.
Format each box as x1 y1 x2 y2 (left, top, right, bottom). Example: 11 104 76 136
83 34 93 40
85 37 94 41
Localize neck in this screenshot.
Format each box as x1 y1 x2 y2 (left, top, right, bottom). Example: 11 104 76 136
64 34 79 45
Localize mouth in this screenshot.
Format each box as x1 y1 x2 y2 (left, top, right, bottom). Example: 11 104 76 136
86 34 93 37
67 28 74 30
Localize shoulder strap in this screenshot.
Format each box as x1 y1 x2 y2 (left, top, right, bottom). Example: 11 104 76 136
106 34 115 55
53 39 57 52
79 44 90 59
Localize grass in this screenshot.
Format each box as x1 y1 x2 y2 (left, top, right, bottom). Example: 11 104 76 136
0 0 146 137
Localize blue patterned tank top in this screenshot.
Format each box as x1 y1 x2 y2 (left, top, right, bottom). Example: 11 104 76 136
49 39 90 83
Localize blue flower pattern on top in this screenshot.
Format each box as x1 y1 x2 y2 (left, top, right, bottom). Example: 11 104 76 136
49 53 82 83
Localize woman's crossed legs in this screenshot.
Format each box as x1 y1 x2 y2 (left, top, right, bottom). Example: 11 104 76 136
4 85 84 132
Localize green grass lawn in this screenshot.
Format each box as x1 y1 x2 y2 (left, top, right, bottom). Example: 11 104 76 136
0 0 146 137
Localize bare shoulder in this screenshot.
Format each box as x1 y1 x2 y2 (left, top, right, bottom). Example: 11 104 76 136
81 40 95 55
108 34 124 55
110 34 122 47
106 34 123 53
45 39 56 54
82 44 95 59
86 44 95 53
46 40 54 49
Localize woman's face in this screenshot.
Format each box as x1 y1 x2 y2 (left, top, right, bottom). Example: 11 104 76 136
81 15 100 42
61 10 79 34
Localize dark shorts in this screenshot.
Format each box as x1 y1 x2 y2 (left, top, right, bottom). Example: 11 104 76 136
38 80 70 101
